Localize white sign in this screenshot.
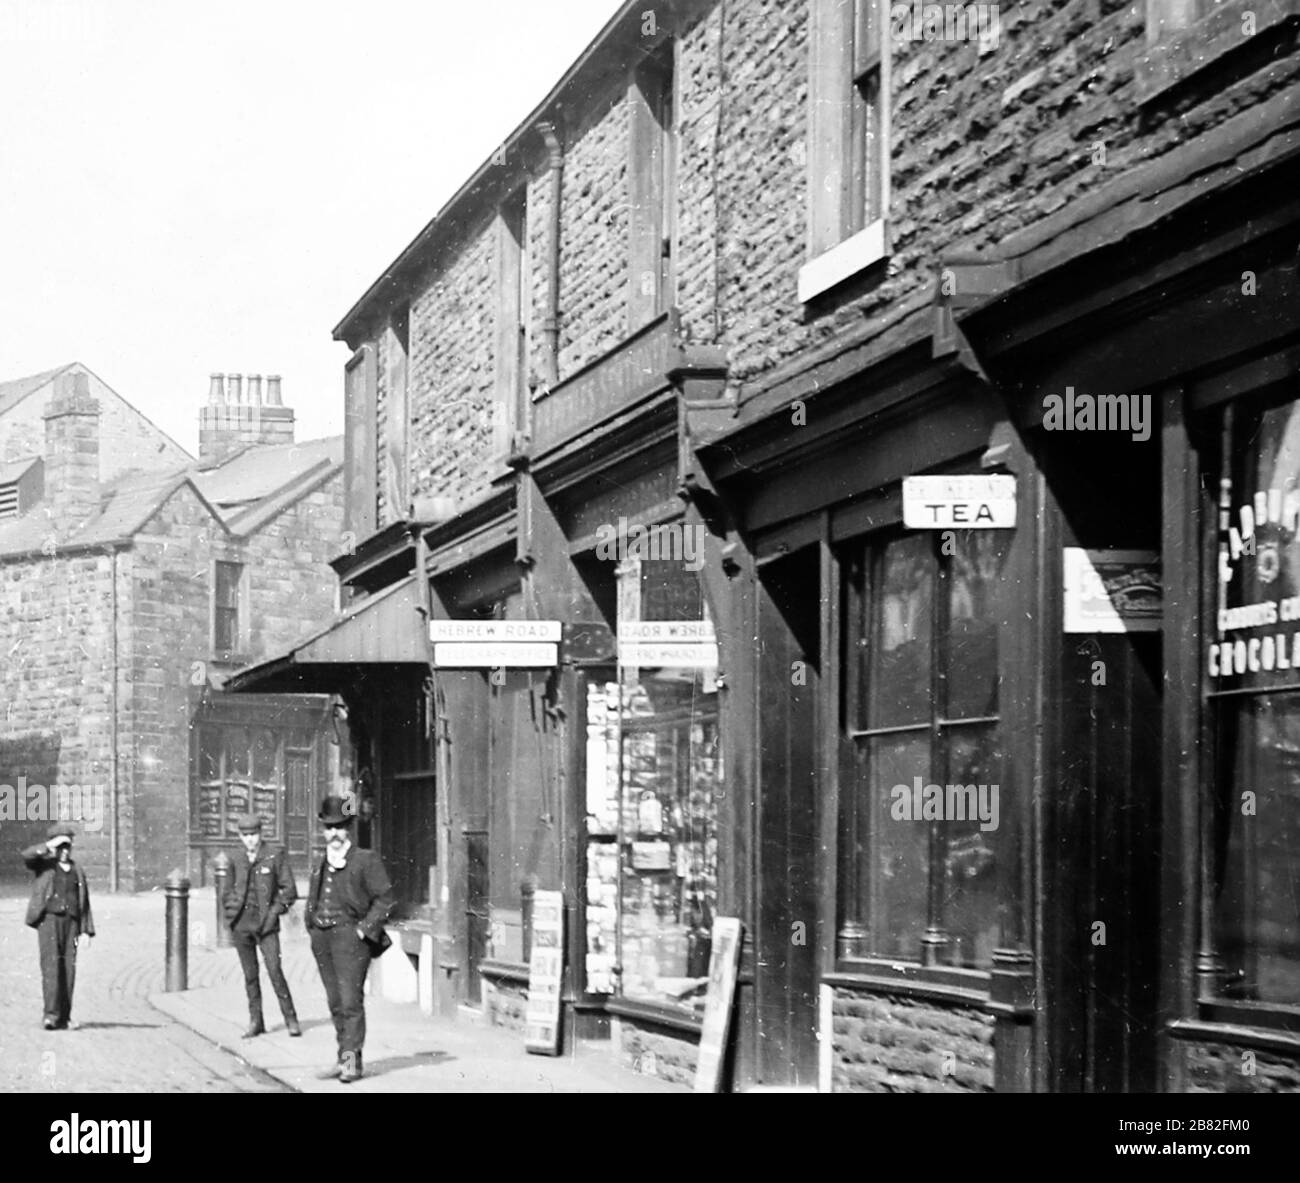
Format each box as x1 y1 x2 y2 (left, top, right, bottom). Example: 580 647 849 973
525 889 565 1056
429 619 562 643
432 642 558 668
620 621 716 643
619 642 719 669
1063 549 1161 634
902 474 1016 529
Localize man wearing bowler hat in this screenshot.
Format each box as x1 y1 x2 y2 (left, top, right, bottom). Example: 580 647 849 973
22 823 95 1030
304 795 394 1083
223 812 301 1038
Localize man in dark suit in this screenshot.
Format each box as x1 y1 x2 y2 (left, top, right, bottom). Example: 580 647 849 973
22 823 95 1030
305 795 394 1083
222 813 301 1038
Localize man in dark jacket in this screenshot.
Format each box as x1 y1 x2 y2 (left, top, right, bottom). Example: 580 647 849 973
305 795 394 1083
23 823 95 1030
222 813 301 1038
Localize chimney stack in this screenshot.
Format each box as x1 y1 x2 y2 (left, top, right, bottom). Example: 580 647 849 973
198 371 296 464
42 370 101 533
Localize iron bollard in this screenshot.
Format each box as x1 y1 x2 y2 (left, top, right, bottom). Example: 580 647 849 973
211 851 233 949
164 870 190 992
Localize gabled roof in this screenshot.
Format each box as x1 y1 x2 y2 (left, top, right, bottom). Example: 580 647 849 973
0 364 74 418
0 434 344 560
0 456 41 484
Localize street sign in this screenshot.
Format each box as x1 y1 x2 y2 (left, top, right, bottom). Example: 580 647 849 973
432 642 557 668
428 620 562 642
618 620 719 669
902 474 1016 529
429 620 563 668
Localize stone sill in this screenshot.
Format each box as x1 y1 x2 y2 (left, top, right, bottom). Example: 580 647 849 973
606 995 703 1037
797 219 889 304
478 957 530 985
1168 1016 1300 1056
1136 0 1300 105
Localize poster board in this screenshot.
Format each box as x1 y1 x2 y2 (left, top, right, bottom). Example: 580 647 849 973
524 889 565 1055
1063 548 1162 633
693 917 743 1093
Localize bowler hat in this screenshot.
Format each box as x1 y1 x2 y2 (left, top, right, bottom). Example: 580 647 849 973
235 812 263 833
46 822 75 841
318 795 356 826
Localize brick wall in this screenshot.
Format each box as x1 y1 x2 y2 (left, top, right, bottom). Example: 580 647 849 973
129 486 218 889
615 1019 699 1087
240 475 345 656
0 551 119 886
1 366 190 480
1185 1039 1300 1093
555 88 632 378
406 219 499 512
831 987 995 1092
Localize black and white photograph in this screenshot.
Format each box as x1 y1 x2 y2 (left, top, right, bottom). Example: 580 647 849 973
0 0 1296 1157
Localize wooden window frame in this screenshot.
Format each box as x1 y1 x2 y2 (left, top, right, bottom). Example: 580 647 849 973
628 40 677 332
211 558 247 660
837 529 1002 974
801 0 891 304
494 187 529 461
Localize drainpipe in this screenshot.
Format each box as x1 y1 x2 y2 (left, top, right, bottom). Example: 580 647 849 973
107 544 120 893
538 121 563 388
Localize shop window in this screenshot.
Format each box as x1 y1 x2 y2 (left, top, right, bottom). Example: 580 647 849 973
584 552 720 1013
838 529 1008 969
801 0 890 303
1207 395 1300 1007
191 724 283 842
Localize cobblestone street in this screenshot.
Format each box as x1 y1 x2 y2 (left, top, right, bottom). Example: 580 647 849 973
0 886 297 1093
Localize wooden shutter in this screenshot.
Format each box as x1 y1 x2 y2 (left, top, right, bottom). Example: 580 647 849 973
344 344 378 541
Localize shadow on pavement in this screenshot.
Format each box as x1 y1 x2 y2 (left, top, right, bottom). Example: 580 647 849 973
357 1050 456 1080
73 1021 163 1031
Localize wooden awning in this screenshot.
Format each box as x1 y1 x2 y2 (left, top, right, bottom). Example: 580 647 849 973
223 576 428 695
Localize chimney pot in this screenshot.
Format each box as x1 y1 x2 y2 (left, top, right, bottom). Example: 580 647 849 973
247 374 263 406
265 375 282 406
228 373 243 404
208 373 226 405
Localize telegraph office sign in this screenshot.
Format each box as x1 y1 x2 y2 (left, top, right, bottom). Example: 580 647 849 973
429 620 561 668
902 475 1017 529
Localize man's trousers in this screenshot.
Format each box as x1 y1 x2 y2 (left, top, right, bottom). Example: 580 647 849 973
232 929 298 1024
38 913 78 1026
309 926 371 1055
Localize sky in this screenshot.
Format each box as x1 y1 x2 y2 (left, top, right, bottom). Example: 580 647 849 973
0 0 622 456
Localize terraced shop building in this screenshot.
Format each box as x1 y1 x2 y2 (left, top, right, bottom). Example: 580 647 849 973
230 0 1300 1090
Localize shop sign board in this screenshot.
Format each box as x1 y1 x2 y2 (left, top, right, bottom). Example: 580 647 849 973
1063 549 1162 634
524 889 565 1056
430 620 562 668
694 917 743 1094
618 620 719 669
902 474 1017 529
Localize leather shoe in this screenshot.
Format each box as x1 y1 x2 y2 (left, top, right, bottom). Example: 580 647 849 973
338 1051 362 1083
242 1020 266 1039
42 1018 58 1030
285 1016 302 1037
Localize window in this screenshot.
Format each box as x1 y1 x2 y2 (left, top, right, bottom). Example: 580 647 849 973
584 550 720 1014
213 560 244 657
628 40 676 330
839 529 1008 968
1206 394 1300 1008
384 304 410 520
802 0 890 303
191 725 282 841
495 187 528 458
343 344 378 542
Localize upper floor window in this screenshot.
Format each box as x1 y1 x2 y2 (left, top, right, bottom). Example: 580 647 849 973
801 0 890 303
495 186 528 459
213 560 245 658
838 529 1009 969
628 39 676 331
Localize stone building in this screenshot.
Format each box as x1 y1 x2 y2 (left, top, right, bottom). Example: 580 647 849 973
0 366 346 890
233 0 1300 1092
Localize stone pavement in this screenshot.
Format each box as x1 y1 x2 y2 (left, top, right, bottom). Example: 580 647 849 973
150 898 685 1093
0 885 287 1092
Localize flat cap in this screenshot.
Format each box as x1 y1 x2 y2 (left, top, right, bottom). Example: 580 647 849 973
235 813 264 833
